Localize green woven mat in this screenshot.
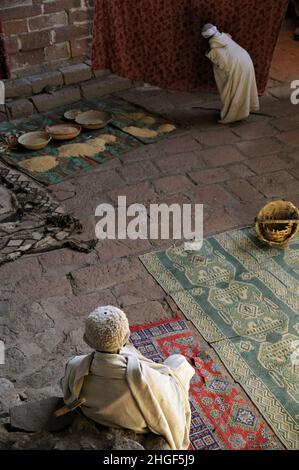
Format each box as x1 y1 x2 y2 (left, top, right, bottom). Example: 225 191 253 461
0 96 177 185
140 227 299 449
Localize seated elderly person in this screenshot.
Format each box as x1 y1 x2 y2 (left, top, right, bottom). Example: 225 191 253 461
61 306 195 450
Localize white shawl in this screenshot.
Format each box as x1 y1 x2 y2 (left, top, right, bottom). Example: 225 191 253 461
206 33 260 123
61 349 192 450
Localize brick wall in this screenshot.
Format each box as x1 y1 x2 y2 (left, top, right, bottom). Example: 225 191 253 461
2 0 94 78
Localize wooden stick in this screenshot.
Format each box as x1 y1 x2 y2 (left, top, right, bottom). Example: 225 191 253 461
54 398 86 417
256 219 299 225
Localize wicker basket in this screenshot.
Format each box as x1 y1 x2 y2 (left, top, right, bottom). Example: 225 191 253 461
255 200 299 247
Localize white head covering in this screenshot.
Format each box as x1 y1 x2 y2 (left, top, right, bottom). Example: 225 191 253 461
84 305 130 352
202 23 219 39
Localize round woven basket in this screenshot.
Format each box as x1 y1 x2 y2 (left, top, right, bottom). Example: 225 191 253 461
255 200 299 247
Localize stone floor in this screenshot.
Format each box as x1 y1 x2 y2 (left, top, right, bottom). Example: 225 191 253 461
1 39 299 447
1 82 298 405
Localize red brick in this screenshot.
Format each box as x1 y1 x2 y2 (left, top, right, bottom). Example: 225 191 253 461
28 12 67 31
71 36 91 57
2 0 31 7
45 42 70 61
232 122 277 140
7 36 19 54
189 167 230 185
225 180 263 202
228 163 255 179
119 161 160 184
237 138 283 158
1 5 42 21
153 175 194 194
69 8 90 24
249 171 299 198
109 182 156 204
73 170 124 200
154 135 202 155
190 184 235 205
225 200 267 227
4 19 28 35
203 206 236 236
277 130 299 147
20 31 51 51
199 145 245 167
154 152 202 173
10 49 45 69
245 155 292 174
193 128 240 146
43 0 82 13
55 25 89 43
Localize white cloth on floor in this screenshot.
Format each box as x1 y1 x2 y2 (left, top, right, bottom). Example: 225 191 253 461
206 33 260 123
61 343 195 450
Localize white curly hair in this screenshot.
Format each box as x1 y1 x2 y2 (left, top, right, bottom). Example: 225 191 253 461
84 306 130 353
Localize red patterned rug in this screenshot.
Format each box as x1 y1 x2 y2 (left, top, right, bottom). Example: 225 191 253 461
130 317 283 450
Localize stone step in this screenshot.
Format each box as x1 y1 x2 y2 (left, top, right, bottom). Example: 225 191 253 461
80 74 132 100
2 73 133 119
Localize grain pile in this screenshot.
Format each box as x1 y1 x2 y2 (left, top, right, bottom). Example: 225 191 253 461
58 135 117 158
128 113 156 125
19 156 58 173
123 126 158 139
158 124 176 133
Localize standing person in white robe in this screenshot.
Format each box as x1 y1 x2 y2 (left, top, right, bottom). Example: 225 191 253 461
61 306 195 450
202 23 260 124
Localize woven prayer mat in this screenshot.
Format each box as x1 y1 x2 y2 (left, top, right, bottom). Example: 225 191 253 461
0 96 178 184
130 317 283 450
140 228 299 449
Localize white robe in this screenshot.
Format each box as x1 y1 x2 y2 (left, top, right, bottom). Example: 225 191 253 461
206 33 260 124
61 344 195 450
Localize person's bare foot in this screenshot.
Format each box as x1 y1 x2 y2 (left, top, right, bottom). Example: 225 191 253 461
294 27 299 41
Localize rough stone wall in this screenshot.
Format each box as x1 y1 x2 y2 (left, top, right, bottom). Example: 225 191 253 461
1 0 94 79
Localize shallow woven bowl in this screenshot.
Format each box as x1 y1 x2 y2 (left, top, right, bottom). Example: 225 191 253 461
45 123 81 140
255 200 299 247
18 131 52 150
75 110 112 129
64 109 83 121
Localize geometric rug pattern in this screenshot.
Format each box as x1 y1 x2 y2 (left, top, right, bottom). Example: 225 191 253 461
140 228 299 449
130 317 283 450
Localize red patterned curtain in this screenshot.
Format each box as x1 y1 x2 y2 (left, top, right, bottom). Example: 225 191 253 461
92 0 288 93
0 17 10 80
